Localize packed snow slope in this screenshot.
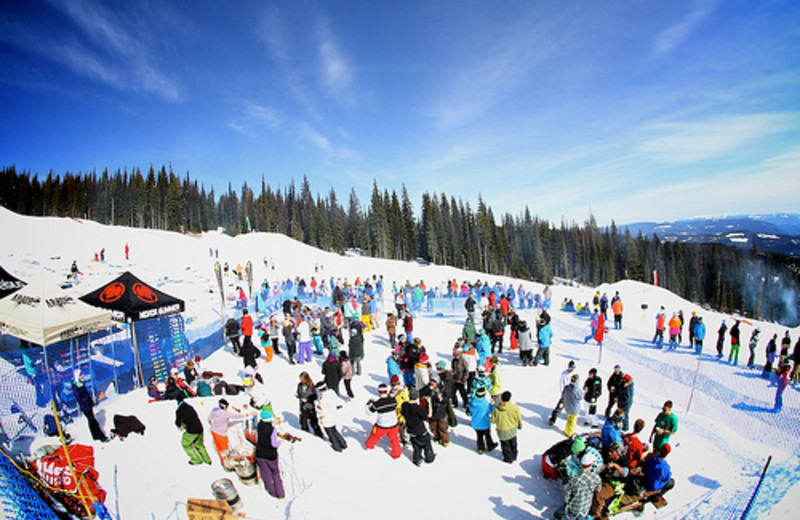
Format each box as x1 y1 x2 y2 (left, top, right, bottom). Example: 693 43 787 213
1 206 798 520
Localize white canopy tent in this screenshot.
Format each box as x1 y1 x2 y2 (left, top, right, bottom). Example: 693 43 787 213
0 272 113 346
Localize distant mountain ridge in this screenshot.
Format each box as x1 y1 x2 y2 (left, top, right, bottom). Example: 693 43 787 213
620 213 800 257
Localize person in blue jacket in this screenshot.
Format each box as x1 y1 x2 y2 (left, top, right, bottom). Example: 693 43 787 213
386 352 402 382
642 444 675 496
693 316 706 355
469 387 498 454
534 319 553 367
601 409 624 451
475 330 492 367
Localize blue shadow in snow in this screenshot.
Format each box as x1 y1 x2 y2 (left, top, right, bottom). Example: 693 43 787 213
688 474 722 490
732 402 776 413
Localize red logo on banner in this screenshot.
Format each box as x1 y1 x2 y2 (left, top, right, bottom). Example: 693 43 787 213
99 282 125 303
132 282 158 303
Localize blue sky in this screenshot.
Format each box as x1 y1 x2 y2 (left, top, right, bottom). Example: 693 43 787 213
1 0 798 226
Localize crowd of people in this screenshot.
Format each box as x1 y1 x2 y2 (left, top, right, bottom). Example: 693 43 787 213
85 271 793 519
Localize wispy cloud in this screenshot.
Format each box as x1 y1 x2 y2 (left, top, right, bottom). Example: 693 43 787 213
18 0 179 101
242 100 283 130
259 6 290 64
298 121 356 160
653 0 717 53
315 16 357 109
430 12 572 129
636 113 798 163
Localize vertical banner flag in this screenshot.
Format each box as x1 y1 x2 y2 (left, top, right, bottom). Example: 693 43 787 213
246 261 253 299
214 261 224 321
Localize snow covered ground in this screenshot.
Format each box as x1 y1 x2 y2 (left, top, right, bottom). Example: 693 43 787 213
2 206 798 520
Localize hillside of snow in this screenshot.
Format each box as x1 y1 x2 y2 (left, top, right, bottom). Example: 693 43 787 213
1 206 798 520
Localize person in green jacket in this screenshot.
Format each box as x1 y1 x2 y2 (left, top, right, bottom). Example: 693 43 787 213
462 318 477 342
491 390 522 463
650 400 678 450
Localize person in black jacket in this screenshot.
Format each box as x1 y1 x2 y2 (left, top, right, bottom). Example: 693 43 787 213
401 387 435 466
348 320 365 376
225 317 241 356
175 395 211 465
420 377 450 446
604 365 624 419
583 368 603 427
321 353 342 396
72 370 108 442
254 409 285 498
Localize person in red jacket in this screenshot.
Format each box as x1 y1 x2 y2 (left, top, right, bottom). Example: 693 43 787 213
241 309 254 354
403 310 414 343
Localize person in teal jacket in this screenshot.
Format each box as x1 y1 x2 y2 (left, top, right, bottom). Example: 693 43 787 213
534 321 553 366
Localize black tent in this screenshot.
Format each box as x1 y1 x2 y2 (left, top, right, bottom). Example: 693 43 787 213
0 265 26 300
80 272 186 387
79 271 184 323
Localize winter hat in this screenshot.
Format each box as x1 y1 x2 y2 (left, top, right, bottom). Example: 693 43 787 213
568 361 576 369
377 383 389 394
475 387 487 397
260 409 273 422
571 373 580 382
490 355 499 365
614 364 621 371
436 360 447 370
501 390 512 402
218 399 229 409
390 374 401 385
419 353 430 364
660 444 671 457
623 374 633 383
571 436 586 454
408 387 420 401
581 453 596 467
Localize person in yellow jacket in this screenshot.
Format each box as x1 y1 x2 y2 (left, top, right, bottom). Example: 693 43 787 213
489 356 503 405
390 374 409 445
491 390 522 463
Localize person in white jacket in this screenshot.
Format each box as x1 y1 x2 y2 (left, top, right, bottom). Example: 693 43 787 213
315 382 348 452
296 318 313 364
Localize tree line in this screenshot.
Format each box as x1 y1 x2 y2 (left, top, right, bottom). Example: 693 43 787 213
2 165 798 326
